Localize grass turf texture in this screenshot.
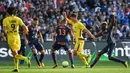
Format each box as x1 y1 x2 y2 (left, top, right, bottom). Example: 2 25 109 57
0 61 129 73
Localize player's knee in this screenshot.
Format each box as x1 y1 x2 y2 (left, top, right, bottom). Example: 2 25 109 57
68 52 72 55
73 50 77 56
98 51 104 56
32 48 36 53
51 48 55 53
33 53 37 56
98 53 101 56
14 54 19 59
67 50 72 54
12 51 17 56
40 50 45 55
18 50 21 54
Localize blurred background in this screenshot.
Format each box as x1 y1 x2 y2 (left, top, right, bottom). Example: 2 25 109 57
0 0 130 42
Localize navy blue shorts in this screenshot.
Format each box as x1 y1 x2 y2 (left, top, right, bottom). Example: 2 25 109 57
101 43 115 56
52 42 71 51
20 45 26 53
28 40 44 51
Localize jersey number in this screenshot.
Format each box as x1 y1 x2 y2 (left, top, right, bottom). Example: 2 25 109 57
59 29 66 36
11 24 15 31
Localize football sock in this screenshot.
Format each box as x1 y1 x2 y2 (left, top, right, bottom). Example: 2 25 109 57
91 55 101 67
68 52 74 65
15 54 30 64
77 52 88 65
39 54 44 63
22 51 25 56
14 58 19 69
27 51 33 59
80 53 89 57
108 56 124 63
15 54 27 60
52 52 57 65
20 51 26 64
33 53 40 66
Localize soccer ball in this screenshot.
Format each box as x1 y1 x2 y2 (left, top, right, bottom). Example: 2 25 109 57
62 61 69 68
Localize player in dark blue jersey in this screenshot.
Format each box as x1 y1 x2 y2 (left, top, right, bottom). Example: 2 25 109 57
90 14 128 68
51 19 75 68
18 27 28 64
27 17 45 67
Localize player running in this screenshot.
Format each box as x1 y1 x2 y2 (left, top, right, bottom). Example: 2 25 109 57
64 12 95 68
26 17 45 67
90 14 128 68
2 7 31 72
51 19 75 68
18 27 28 64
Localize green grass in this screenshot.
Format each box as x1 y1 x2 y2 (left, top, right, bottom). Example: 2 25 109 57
0 66 129 73
0 61 129 73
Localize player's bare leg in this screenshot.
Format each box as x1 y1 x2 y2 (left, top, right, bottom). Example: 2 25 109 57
51 49 58 69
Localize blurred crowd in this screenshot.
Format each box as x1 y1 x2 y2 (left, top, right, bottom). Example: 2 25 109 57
0 0 130 42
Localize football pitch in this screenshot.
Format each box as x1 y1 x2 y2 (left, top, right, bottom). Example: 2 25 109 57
0 61 129 73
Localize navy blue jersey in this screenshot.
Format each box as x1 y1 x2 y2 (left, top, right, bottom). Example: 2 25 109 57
19 27 26 46
97 24 116 44
55 25 71 42
27 25 39 42
19 27 24 40
105 23 116 44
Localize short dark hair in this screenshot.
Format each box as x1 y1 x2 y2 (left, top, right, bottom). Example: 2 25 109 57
33 17 38 20
101 22 107 31
7 7 16 15
70 13 77 17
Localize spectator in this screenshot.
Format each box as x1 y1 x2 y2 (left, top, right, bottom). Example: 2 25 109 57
122 14 130 25
0 31 6 41
0 0 130 42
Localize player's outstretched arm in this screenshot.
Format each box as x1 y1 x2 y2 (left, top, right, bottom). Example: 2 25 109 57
63 12 72 24
83 28 96 40
69 29 75 45
63 12 68 20
22 25 28 35
109 13 116 29
95 30 103 37
38 31 44 43
25 36 28 45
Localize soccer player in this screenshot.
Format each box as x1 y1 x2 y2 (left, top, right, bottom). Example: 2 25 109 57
51 19 75 69
64 12 95 68
18 27 28 64
90 14 128 68
2 7 31 72
26 17 45 67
